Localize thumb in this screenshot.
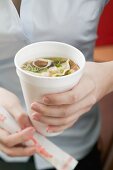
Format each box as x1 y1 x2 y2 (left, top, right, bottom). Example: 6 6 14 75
8 102 32 129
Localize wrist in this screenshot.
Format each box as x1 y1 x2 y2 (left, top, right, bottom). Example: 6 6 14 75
99 61 113 96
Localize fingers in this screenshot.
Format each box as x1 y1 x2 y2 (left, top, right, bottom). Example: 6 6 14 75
31 92 96 118
42 74 96 105
0 88 31 129
16 113 31 129
9 105 31 129
0 143 36 157
47 121 75 133
31 102 68 117
5 99 31 129
45 107 90 132
33 115 68 126
0 127 35 147
32 112 76 126
32 106 90 127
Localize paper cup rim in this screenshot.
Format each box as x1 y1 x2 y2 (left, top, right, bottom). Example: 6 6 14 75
14 41 86 80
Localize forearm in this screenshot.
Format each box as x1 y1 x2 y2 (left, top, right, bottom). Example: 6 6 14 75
94 45 113 96
98 60 113 96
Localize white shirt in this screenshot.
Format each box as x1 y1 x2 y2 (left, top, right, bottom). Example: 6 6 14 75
0 0 109 169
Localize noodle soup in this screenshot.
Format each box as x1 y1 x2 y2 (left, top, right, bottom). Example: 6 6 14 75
15 41 85 136
21 57 80 77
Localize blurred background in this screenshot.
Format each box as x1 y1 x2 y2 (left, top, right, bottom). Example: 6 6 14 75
94 0 113 170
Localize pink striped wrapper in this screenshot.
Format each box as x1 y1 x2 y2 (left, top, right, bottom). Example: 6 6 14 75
0 106 78 170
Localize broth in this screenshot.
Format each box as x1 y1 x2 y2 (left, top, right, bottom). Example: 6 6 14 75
21 57 80 77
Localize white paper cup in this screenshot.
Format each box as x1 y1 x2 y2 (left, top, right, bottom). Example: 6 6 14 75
14 41 85 136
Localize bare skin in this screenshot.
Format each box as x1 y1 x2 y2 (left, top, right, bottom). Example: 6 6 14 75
31 61 113 132
0 88 36 157
1 0 113 157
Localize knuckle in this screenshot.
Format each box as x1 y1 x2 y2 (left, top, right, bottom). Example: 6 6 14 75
69 122 74 128
70 93 79 103
90 96 96 105
64 109 70 117
70 95 76 103
6 142 12 148
63 117 69 125
24 150 29 156
3 138 11 147
86 107 91 113
6 150 14 157
61 108 67 117
42 109 48 116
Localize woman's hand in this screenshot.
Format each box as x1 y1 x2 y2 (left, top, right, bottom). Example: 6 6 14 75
0 88 36 157
31 61 113 133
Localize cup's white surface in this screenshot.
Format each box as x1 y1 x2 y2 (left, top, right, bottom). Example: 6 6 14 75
14 41 85 136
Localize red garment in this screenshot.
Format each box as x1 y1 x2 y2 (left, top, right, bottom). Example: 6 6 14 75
96 0 113 46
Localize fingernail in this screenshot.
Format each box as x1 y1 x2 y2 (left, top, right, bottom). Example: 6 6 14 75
46 126 49 132
43 97 49 104
46 126 53 132
31 102 37 109
32 115 39 121
32 113 41 121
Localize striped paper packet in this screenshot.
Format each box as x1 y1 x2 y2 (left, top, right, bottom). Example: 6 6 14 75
0 106 78 170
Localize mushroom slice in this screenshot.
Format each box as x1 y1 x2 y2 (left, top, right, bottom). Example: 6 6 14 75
33 58 52 68
49 59 70 77
69 60 79 71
